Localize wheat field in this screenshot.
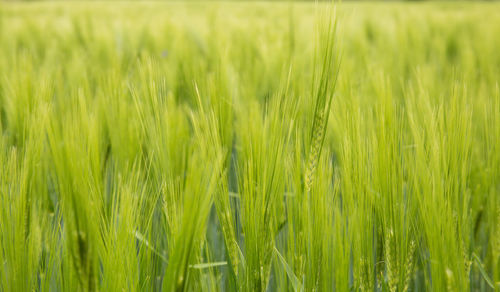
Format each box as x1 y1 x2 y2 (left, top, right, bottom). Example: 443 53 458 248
0 1 499 291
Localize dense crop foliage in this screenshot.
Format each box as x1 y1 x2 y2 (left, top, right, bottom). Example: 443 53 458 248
0 2 499 291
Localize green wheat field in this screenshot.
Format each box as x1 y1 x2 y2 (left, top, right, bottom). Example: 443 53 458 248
0 1 499 291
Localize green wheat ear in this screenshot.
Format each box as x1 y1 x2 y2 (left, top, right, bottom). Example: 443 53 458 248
403 240 416 292
304 2 338 194
385 229 398 292
305 112 324 193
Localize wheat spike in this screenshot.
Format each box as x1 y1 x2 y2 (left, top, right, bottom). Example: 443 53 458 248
305 112 324 193
460 239 471 277
385 230 398 292
403 240 416 292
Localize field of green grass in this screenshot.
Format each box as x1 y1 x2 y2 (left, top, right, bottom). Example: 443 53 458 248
0 1 499 291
